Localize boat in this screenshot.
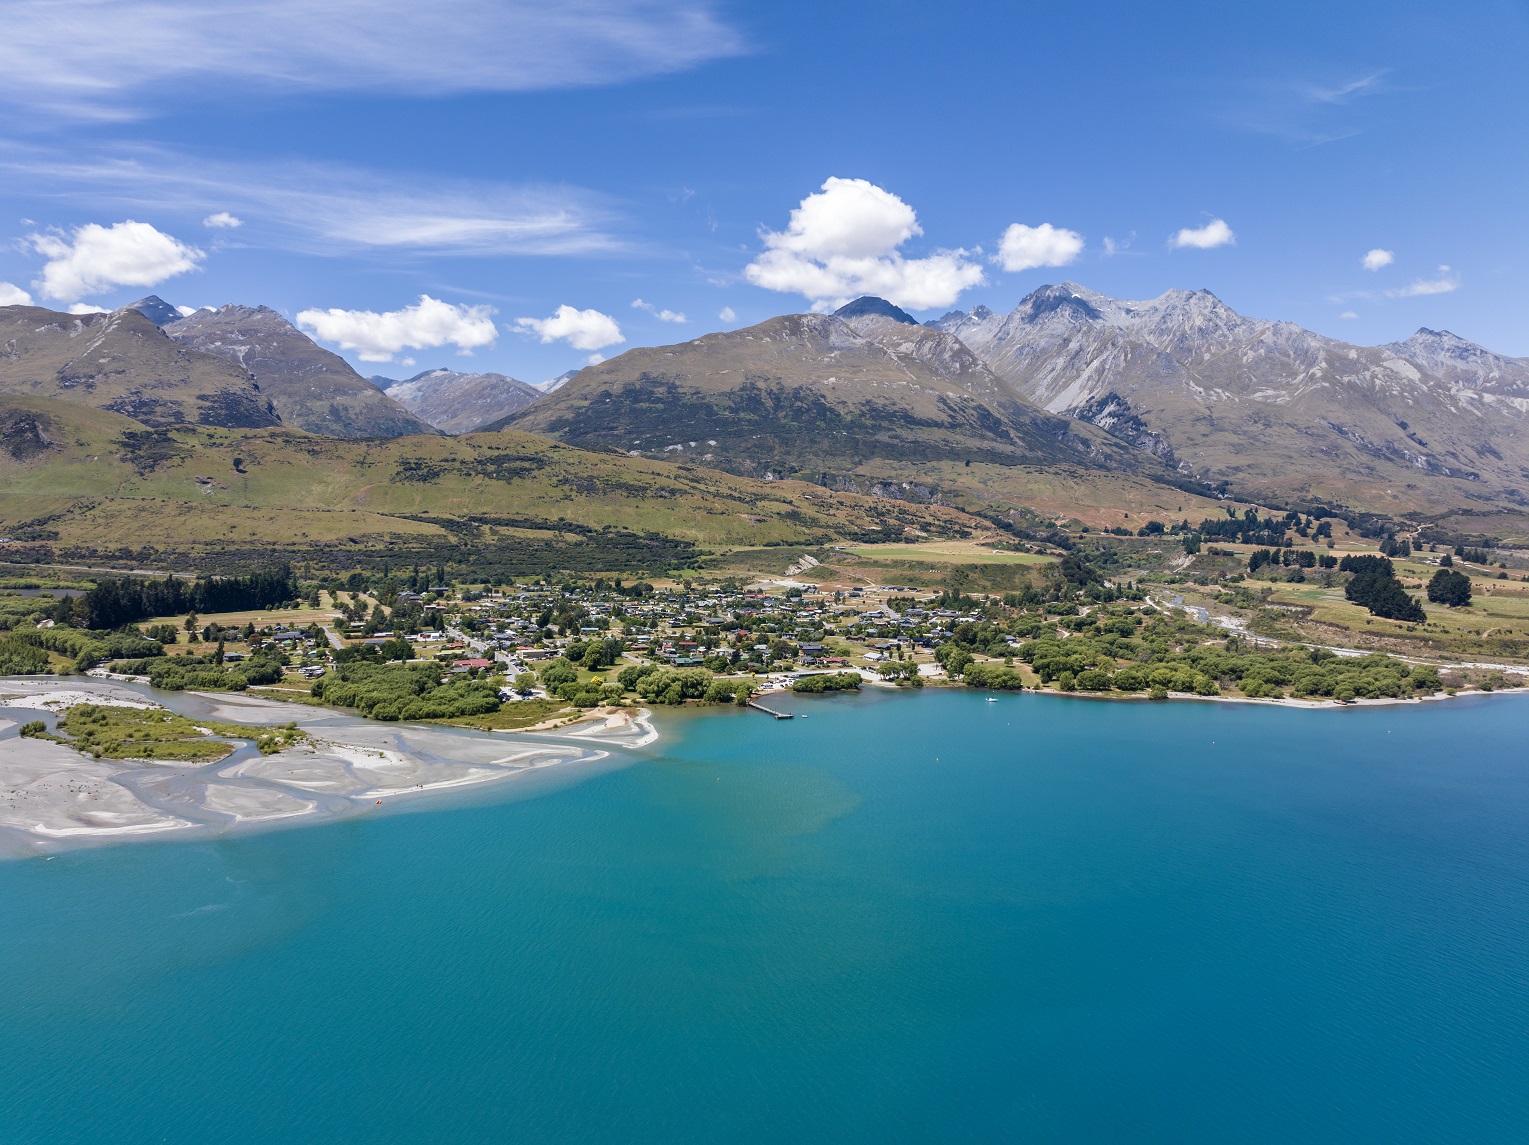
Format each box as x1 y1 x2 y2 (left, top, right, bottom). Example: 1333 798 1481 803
986 697 998 702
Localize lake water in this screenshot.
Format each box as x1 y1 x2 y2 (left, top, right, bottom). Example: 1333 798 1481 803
4 689 1528 1143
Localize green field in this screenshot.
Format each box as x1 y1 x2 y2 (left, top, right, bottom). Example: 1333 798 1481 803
844 542 1056 566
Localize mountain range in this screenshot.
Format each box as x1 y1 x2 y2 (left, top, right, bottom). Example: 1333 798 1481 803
3 286 1528 542
369 368 542 434
930 284 1529 522
499 303 1155 480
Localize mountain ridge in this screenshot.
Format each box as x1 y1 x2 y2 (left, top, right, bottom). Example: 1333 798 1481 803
165 305 436 438
931 284 1529 522
371 367 543 434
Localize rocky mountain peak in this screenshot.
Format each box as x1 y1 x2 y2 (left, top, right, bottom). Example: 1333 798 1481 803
1014 284 1107 325
124 296 185 327
832 296 919 325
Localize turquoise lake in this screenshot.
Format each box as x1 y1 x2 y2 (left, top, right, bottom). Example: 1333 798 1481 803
4 689 1528 1143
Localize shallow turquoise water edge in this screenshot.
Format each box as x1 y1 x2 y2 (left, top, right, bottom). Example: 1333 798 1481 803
3 689 1527 1143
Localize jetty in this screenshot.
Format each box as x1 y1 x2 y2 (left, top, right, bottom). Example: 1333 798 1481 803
746 698 794 719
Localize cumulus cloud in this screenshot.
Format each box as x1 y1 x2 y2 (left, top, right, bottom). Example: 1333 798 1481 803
1361 248 1394 271
1168 218 1236 250
203 211 243 228
0 282 33 306
1386 267 1459 298
718 306 736 322
0 0 744 120
631 298 686 322
743 177 984 311
995 222 1084 272
297 294 498 362
68 302 109 314
28 220 202 302
514 305 624 352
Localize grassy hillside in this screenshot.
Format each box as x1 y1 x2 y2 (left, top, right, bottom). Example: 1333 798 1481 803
0 395 986 576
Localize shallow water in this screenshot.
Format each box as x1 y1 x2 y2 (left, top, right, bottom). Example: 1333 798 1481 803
3 688 1527 1143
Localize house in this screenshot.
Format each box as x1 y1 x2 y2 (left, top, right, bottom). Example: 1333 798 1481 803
452 658 494 672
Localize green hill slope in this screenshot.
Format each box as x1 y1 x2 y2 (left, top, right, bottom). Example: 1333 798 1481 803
0 395 984 576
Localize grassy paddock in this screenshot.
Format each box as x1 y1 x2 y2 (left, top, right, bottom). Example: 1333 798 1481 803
843 541 1056 566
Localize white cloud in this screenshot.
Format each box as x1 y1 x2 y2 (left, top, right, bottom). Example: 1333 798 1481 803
28 220 203 302
175 304 197 317
514 305 624 352
0 0 744 119
1386 267 1459 298
0 282 33 306
718 306 736 322
0 147 623 259
586 353 606 365
1168 218 1236 250
1338 311 1358 319
995 223 1084 272
631 298 686 322
1361 248 1394 271
297 294 498 362
203 211 243 228
744 177 983 310
68 302 109 314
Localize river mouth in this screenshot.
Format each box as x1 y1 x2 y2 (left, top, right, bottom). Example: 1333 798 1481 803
0 676 655 858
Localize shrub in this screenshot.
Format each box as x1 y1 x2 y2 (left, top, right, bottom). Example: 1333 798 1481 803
635 668 713 704
790 672 862 694
1075 668 1113 691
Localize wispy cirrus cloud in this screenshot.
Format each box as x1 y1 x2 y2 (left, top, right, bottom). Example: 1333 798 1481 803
1217 68 1392 146
0 0 745 120
0 143 626 258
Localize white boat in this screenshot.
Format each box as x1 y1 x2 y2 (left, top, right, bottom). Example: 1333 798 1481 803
986 697 998 702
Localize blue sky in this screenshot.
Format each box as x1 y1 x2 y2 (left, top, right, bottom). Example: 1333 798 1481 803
1 0 1526 380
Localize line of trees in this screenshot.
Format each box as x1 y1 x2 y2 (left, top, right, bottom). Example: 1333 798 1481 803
73 566 299 630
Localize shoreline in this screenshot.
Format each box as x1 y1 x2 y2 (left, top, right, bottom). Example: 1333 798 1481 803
4 669 1524 857
0 677 656 859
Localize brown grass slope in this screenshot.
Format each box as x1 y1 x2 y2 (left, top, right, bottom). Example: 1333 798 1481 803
0 304 278 429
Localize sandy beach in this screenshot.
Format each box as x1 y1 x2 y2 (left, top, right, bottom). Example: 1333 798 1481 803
0 677 656 858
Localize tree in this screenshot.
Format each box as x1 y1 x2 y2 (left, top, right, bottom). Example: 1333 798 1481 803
379 637 415 662
1427 568 1472 608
